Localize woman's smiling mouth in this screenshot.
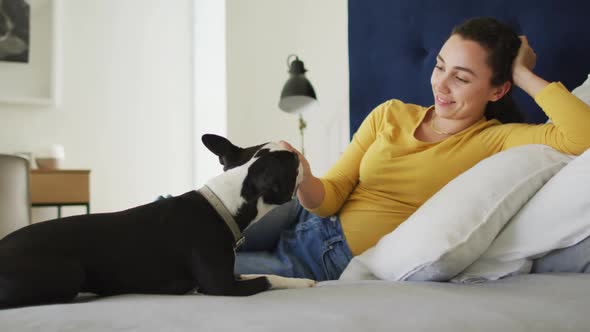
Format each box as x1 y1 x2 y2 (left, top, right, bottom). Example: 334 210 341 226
435 95 455 106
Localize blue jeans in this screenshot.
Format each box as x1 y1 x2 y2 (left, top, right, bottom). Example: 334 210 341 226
234 199 353 281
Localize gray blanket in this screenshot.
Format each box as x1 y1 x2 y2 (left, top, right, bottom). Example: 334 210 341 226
1 273 588 332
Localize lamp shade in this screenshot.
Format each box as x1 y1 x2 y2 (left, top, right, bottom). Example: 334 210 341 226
279 56 317 113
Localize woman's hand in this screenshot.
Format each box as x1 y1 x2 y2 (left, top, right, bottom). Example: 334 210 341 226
512 36 548 97
513 36 536 73
278 140 325 209
278 140 313 181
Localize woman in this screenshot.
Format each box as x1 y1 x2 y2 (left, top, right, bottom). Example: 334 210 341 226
235 17 590 280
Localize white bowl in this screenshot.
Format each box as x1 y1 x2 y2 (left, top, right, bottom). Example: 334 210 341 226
35 157 62 170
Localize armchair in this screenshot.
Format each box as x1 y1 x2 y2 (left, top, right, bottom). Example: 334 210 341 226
0 154 31 239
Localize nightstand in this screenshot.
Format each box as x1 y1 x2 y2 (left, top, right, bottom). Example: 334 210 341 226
30 169 91 218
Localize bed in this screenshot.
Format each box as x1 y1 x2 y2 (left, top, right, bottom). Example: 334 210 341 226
2 275 590 331
2 0 590 331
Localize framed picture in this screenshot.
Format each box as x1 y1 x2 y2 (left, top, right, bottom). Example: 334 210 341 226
0 0 60 106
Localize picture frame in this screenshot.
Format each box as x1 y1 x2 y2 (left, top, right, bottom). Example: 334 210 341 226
0 0 61 106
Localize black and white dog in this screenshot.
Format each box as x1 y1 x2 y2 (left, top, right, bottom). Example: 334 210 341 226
0 134 314 309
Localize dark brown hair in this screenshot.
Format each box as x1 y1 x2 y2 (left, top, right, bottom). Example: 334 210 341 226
451 17 524 123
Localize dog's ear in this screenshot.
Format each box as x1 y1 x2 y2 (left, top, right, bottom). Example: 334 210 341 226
202 134 240 168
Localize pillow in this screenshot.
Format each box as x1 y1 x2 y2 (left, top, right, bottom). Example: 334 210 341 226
454 143 590 282
356 145 572 282
338 247 379 281
452 74 590 283
572 74 590 105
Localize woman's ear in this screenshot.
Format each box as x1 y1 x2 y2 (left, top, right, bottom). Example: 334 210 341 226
490 81 512 102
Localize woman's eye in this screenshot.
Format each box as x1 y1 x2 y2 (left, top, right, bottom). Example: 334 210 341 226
434 65 444 71
456 76 469 83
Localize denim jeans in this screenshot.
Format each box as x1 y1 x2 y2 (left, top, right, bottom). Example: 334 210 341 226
234 199 353 281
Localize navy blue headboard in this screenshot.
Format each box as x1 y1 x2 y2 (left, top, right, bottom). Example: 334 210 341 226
349 0 590 136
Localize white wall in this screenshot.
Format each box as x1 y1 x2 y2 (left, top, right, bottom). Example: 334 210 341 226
226 0 349 177
0 0 194 219
0 0 349 223
193 0 227 188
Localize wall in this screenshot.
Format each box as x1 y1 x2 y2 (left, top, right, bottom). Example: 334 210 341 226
193 0 227 187
0 0 194 220
0 0 350 223
226 0 350 177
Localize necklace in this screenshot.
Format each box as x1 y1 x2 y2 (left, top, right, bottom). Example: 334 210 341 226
429 111 454 135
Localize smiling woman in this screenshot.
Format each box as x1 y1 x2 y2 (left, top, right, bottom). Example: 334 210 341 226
235 16 590 281
418 18 524 141
412 19 542 145
439 18 524 124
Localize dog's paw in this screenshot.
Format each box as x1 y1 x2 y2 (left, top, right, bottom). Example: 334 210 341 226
269 276 316 289
288 277 317 288
240 274 317 289
301 278 317 288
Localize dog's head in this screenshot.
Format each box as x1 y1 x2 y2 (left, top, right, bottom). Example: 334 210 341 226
202 134 302 208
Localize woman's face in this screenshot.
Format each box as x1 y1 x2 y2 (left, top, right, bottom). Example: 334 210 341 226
430 34 504 122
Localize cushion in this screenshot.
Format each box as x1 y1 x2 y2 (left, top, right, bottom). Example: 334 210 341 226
454 147 590 282
452 79 590 283
338 247 379 281
343 145 572 282
572 74 590 105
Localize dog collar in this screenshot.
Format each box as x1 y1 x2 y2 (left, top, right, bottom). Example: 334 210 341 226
198 185 245 248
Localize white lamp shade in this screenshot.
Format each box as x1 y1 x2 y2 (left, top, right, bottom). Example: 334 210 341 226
278 96 317 114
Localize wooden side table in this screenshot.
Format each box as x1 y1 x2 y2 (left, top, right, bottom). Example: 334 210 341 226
30 169 91 218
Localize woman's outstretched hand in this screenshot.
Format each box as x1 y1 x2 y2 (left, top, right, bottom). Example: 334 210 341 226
279 140 312 181
278 140 325 209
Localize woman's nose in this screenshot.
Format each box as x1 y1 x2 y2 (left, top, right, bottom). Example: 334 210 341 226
433 75 451 94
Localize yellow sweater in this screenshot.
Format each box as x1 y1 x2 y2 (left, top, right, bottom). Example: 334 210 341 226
309 82 590 255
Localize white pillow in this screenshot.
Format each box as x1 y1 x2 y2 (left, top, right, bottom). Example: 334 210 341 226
338 247 379 281
572 74 590 105
452 74 590 283
453 146 590 283
354 145 572 282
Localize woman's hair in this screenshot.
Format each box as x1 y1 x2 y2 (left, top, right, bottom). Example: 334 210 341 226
451 17 524 123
